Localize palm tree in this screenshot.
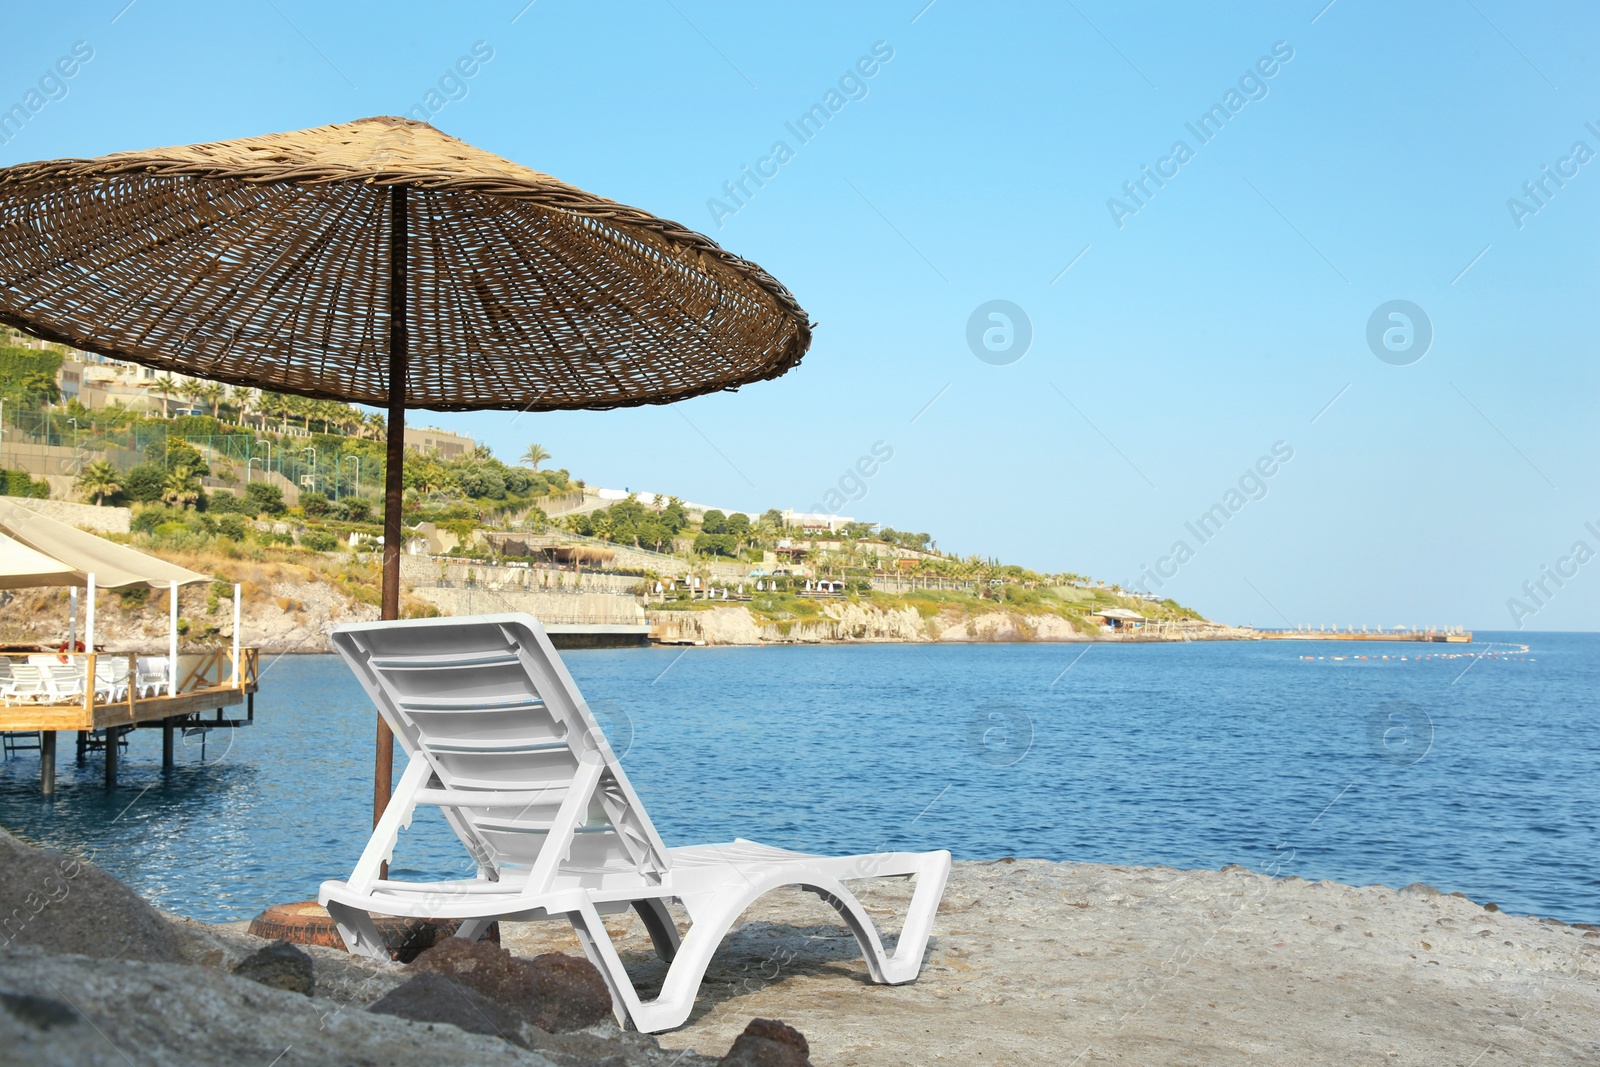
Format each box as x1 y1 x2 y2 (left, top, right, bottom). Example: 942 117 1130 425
363 412 385 440
75 460 121 505
259 391 291 432
161 464 202 509
149 375 177 416
201 381 226 418
176 377 206 414
287 394 311 431
520 444 551 471
232 387 258 427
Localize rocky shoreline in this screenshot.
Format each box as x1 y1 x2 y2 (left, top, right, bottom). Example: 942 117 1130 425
647 604 1241 647
4 829 1596 1065
1 580 1239 654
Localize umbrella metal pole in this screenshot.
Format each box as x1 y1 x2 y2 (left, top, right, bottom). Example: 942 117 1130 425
376 184 409 831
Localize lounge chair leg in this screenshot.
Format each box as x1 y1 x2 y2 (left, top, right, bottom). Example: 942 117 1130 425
325 901 392 963
566 907 635 1029
632 898 680 962
453 916 496 942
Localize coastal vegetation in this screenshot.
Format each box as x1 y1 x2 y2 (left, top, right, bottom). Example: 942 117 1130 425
2 333 1203 632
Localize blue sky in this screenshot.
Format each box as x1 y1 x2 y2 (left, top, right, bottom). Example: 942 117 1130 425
4 2 1596 631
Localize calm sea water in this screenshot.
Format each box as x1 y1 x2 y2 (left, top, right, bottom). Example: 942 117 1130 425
1 633 1595 924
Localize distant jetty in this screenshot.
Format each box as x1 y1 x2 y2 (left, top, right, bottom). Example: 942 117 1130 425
1257 626 1471 643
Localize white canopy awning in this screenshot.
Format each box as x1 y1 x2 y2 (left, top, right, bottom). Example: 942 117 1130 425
0 530 81 590
0 499 209 589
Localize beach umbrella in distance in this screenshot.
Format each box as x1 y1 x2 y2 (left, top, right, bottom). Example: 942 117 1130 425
0 116 812 820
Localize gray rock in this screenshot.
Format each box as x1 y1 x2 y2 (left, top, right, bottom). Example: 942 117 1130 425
367 971 531 1046
718 1018 812 1066
523 1025 722 1067
1 990 78 1031
233 940 315 996
522 952 614 1033
173 916 407 1004
409 938 613 1033
0 944 556 1066
0 830 181 964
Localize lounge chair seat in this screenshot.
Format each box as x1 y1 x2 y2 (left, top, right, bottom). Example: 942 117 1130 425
318 613 950 1033
5 664 50 704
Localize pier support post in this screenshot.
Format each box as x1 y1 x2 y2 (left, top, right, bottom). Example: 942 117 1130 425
76 730 87 764
104 727 118 789
162 718 175 773
40 731 55 798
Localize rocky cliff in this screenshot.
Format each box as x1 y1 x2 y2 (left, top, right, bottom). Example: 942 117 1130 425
647 602 1096 646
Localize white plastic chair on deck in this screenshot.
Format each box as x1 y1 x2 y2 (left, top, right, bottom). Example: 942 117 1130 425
6 665 49 704
45 663 86 702
135 657 168 698
94 659 131 702
319 613 950 1034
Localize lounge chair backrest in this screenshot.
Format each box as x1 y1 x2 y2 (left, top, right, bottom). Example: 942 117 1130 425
43 663 85 697
331 614 670 883
9 665 46 697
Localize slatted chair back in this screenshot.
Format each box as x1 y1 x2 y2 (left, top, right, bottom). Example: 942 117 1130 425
7 665 49 703
136 657 167 697
94 659 130 700
331 614 670 887
41 663 84 701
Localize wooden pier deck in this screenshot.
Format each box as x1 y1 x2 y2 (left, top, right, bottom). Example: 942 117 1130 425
0 648 259 795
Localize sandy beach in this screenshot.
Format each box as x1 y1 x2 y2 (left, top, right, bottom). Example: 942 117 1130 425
497 859 1600 1065
6 825 1599 1065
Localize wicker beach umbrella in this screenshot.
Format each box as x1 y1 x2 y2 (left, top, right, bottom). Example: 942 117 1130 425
0 116 811 815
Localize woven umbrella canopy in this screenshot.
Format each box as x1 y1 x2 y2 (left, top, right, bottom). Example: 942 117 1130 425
0 116 811 816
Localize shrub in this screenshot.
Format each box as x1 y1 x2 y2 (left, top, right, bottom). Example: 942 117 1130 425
502 467 533 495
244 482 286 517
0 468 49 498
693 533 738 557
300 492 331 518
339 498 373 523
131 505 184 533
299 529 339 552
122 464 167 503
143 437 210 477
209 492 248 514
457 466 505 499
216 515 248 541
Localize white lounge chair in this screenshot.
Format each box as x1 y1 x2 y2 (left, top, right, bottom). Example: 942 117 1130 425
136 656 168 698
5 665 51 704
41 663 85 702
319 613 950 1033
94 658 132 702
